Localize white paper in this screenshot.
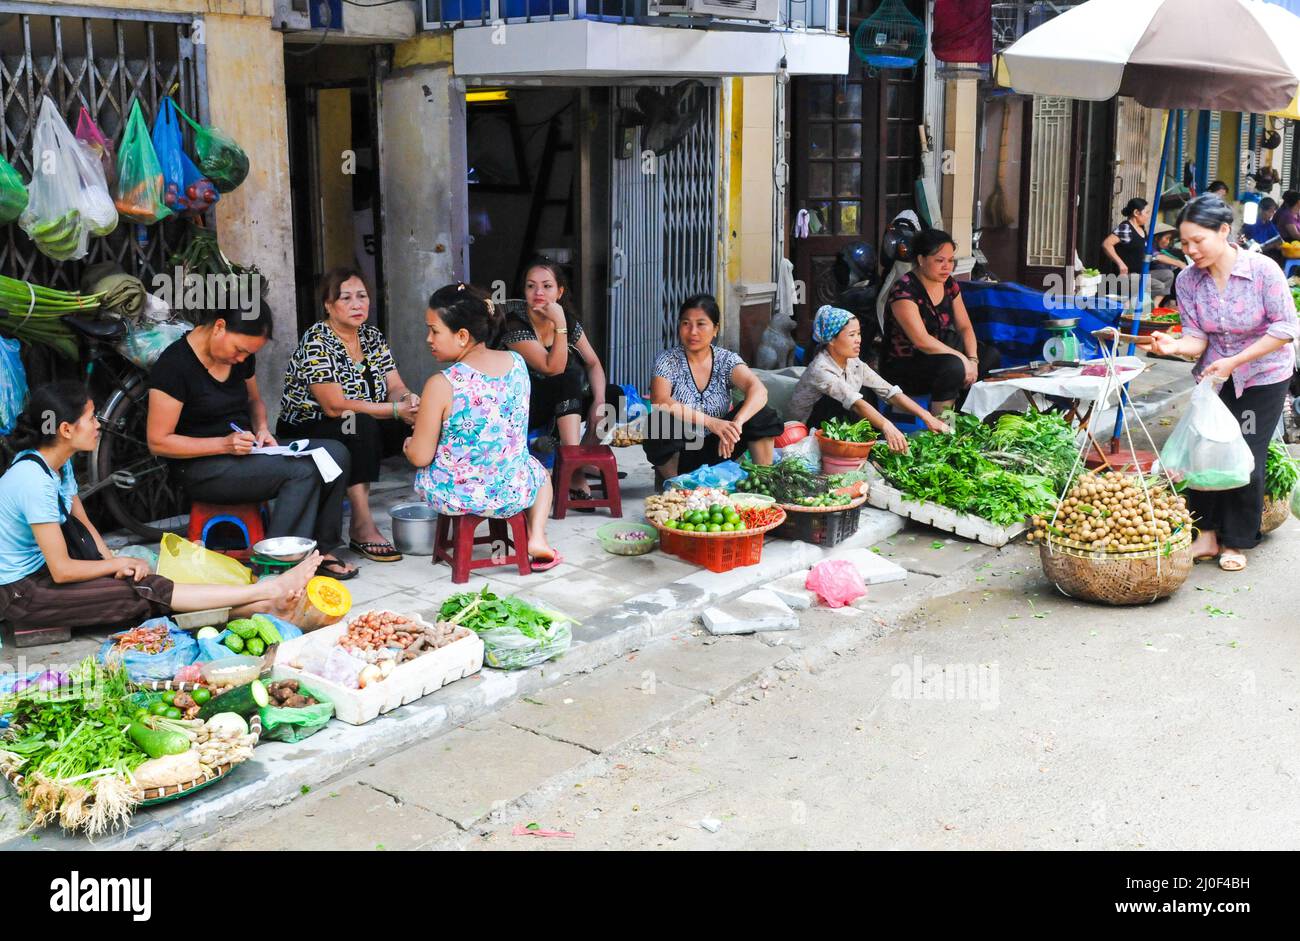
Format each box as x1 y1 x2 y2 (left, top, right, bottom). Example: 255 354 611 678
251 438 343 484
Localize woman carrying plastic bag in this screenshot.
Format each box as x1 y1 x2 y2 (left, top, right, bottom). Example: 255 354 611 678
19 97 92 261
1147 195 1300 572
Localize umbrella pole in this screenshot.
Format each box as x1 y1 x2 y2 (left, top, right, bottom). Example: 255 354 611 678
1110 108 1174 452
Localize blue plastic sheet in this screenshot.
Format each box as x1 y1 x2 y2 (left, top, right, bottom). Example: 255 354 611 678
665 460 746 493
97 619 197 682
0 336 27 436
959 281 1123 368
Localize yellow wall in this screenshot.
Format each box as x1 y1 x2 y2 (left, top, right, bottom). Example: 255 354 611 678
737 76 775 285
20 0 274 14
943 78 978 258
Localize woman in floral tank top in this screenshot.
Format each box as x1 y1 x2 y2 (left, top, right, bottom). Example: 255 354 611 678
406 284 559 568
1148 196 1300 572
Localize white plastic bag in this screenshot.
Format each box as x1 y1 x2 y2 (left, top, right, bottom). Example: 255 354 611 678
19 96 91 261
71 139 118 236
1159 379 1255 491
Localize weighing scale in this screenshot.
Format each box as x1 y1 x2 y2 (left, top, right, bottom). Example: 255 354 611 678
249 554 295 579
1041 318 1081 363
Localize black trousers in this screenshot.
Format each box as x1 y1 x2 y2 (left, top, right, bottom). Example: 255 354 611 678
807 392 863 429
880 342 1002 404
1185 377 1289 549
642 403 785 477
175 438 351 553
277 414 408 488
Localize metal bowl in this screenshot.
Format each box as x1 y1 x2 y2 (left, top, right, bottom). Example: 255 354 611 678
390 503 439 556
252 536 317 562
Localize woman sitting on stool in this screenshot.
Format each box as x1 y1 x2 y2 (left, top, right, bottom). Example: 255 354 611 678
277 268 419 562
787 305 949 453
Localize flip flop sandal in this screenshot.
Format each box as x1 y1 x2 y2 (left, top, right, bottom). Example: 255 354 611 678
317 557 359 580
529 551 563 572
1193 553 1220 563
568 489 597 513
1218 551 1247 572
350 540 403 562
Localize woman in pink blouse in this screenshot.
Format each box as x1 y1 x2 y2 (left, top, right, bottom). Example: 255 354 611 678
1147 195 1300 572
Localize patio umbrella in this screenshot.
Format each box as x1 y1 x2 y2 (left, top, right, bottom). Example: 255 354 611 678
1001 0 1300 457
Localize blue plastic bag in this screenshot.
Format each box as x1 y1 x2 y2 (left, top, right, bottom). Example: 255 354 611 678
0 336 27 436
97 619 197 682
665 460 746 493
616 383 650 421
151 98 219 217
194 615 302 662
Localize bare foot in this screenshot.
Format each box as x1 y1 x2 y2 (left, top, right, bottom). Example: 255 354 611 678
268 551 320 604
1190 532 1220 560
527 538 556 564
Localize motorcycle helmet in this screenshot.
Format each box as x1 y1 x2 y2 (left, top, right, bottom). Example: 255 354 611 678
881 217 920 266
834 242 878 287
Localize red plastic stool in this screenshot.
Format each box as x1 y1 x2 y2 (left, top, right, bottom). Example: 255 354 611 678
186 502 267 560
551 444 622 519
433 512 532 584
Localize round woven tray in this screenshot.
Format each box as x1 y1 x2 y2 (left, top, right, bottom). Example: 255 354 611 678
1261 495 1290 535
0 714 262 810
650 508 787 538
779 493 869 514
1039 532 1193 605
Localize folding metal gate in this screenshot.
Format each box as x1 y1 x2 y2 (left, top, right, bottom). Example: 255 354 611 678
0 5 208 289
1025 95 1071 270
1109 97 1161 224
608 84 719 392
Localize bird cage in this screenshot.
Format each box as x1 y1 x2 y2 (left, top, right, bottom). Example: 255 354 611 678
853 0 926 73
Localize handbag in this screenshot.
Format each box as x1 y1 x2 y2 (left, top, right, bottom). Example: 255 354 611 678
11 453 103 561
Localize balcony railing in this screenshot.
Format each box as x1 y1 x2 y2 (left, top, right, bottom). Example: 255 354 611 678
424 0 835 32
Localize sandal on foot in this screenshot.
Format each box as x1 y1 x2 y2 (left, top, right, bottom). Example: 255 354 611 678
529 551 563 572
1218 550 1247 572
349 540 403 562
568 489 597 513
317 557 359 580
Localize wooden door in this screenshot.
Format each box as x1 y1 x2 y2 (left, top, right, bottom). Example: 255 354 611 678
790 58 924 346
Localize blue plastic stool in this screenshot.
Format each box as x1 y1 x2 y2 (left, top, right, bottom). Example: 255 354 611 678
1284 258 1300 279
884 392 931 435
528 429 556 470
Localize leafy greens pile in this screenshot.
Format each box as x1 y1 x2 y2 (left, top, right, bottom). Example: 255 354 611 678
439 587 574 671
871 412 1071 526
1265 440 1299 500
819 417 880 443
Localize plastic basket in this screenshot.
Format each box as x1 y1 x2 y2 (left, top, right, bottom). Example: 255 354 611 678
659 528 765 572
775 505 863 547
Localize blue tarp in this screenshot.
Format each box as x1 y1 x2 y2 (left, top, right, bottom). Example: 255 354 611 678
959 281 1124 368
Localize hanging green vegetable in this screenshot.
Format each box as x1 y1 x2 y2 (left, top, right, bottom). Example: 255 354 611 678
0 275 103 359
1265 440 1299 501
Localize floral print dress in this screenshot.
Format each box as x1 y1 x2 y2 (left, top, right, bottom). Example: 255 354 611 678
415 352 548 518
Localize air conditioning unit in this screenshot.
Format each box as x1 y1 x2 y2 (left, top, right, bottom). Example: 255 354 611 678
650 0 780 25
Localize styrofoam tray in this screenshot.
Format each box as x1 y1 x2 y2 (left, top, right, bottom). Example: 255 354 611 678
865 480 1027 548
271 612 484 725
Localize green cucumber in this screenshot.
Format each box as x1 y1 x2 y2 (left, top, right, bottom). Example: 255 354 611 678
128 720 192 759
252 614 281 645
197 680 269 721
226 618 259 640
223 633 245 653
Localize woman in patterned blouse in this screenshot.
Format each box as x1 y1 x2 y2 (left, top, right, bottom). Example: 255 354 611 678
278 268 419 562
1147 196 1300 572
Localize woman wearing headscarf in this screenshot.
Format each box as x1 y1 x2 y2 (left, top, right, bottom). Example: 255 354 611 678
787 306 949 453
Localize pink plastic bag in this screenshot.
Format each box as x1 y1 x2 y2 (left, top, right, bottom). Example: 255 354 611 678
804 559 866 608
74 107 115 187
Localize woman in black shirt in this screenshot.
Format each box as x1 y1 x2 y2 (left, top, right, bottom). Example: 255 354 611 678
146 304 357 579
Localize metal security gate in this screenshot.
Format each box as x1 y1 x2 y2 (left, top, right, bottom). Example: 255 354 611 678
0 5 208 289
1109 96 1161 224
608 84 719 392
1025 95 1072 270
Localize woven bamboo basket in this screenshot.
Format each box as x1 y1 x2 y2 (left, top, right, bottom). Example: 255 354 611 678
1261 495 1290 535
1039 532 1194 605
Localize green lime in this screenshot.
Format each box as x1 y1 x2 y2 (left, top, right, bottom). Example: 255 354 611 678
725 511 741 523
680 523 694 532
710 504 724 515
161 690 176 705
707 523 722 533
192 687 212 705
721 522 736 532
165 706 183 720
133 707 150 722
664 519 679 530
710 514 725 525
149 701 170 716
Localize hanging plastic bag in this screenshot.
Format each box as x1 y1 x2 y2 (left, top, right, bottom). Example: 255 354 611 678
152 98 219 217
115 100 170 224
259 680 335 744
97 619 198 683
1159 379 1255 491
157 532 254 586
19 96 90 261
115 319 192 370
74 107 115 187
173 101 249 194
70 138 118 237
805 559 867 608
0 153 27 224
0 336 28 436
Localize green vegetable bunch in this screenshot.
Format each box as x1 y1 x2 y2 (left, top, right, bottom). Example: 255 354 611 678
1265 440 1299 501
735 455 822 501
819 417 880 443
986 409 1079 491
439 587 571 641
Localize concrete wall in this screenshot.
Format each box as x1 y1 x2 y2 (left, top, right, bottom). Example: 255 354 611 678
942 78 978 260
380 38 466 394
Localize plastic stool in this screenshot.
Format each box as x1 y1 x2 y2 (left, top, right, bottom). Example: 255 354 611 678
551 444 622 519
880 393 931 435
433 512 532 584
1284 258 1300 279
528 429 556 470
186 502 266 559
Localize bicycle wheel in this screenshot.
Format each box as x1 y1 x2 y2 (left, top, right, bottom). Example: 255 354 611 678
93 383 187 541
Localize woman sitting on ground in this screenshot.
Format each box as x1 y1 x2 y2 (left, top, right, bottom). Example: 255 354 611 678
0 383 320 633
787 305 949 453
500 257 621 507
406 284 560 569
644 294 783 485
278 268 419 563
146 303 357 580
880 229 1000 415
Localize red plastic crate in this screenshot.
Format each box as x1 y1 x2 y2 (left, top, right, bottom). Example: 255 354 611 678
659 529 765 573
